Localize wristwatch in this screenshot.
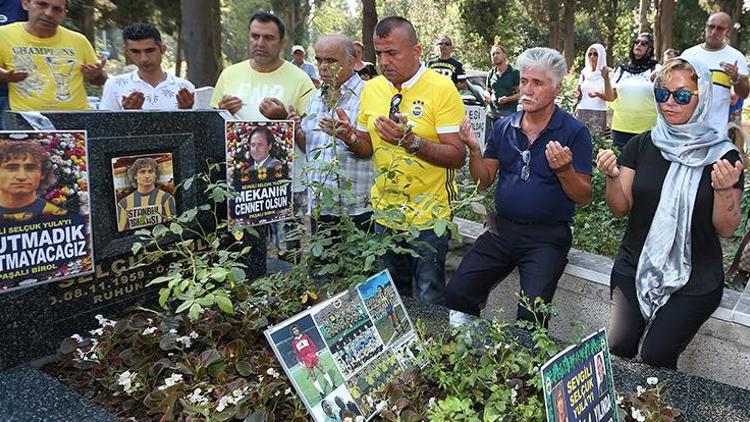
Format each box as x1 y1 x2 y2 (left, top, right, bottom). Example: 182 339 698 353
405 136 422 154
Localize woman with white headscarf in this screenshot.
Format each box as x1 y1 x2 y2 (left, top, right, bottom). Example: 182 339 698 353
575 43 608 134
596 57 743 369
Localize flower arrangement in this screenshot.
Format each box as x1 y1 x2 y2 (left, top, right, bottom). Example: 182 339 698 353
37 131 89 214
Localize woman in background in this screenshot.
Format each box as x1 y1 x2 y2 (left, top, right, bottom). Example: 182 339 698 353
575 43 608 135
601 33 661 150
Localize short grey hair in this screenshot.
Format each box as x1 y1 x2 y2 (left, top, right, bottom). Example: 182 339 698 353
316 34 356 59
516 47 567 86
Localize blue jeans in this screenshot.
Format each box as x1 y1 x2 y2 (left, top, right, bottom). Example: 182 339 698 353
375 224 449 306
0 96 9 130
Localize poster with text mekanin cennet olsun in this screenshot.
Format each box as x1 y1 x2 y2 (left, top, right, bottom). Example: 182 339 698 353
225 120 294 227
0 131 93 293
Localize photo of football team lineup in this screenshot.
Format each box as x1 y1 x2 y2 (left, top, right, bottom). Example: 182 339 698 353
313 290 384 378
265 270 423 421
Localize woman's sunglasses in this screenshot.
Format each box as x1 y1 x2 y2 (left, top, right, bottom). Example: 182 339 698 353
654 87 699 105
634 39 650 47
587 51 598 57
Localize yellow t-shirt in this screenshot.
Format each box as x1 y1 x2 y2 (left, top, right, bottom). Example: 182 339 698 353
0 23 97 111
209 60 315 120
357 66 465 229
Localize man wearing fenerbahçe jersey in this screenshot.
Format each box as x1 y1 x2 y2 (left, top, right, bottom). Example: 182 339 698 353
0 0 107 111
0 140 66 221
116 157 175 232
352 16 465 306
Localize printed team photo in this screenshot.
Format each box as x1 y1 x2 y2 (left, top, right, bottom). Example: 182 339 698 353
0 131 93 291
347 351 403 416
391 333 426 370
313 290 385 379
111 153 176 232
265 313 346 412
356 270 412 347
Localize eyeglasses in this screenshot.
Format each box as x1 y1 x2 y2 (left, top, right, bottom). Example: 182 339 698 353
654 87 699 105
587 52 598 57
520 150 531 181
389 93 403 121
437 42 452 47
634 39 649 47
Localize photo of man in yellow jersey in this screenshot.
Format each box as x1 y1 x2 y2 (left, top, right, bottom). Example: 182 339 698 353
0 139 67 222
112 153 176 232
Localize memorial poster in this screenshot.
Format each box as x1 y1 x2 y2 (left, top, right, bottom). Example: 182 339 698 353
541 328 616 422
265 270 423 421
0 131 93 292
226 121 294 227
111 153 176 232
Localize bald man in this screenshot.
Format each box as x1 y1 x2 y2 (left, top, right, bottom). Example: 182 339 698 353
682 12 749 134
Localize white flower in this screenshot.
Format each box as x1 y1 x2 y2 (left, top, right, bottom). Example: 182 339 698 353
631 408 646 421
89 328 104 336
510 388 518 403
274 390 281 397
216 395 231 412
266 368 280 379
284 388 292 395
176 336 192 348
187 388 209 406
158 373 184 391
616 395 624 405
646 376 658 386
117 371 138 395
636 385 646 395
94 314 116 328
142 327 157 336
70 334 84 343
168 328 177 335
428 397 436 408
188 331 199 339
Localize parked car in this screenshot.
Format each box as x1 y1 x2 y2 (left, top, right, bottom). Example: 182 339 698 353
465 69 488 90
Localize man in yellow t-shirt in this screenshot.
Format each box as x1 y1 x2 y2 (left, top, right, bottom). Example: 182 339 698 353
0 0 107 111
350 16 466 306
211 11 314 262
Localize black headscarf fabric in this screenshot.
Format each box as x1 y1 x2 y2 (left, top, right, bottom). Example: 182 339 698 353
620 35 659 75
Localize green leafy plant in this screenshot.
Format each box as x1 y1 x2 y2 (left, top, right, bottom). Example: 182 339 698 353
131 162 259 320
379 298 559 421
52 273 317 421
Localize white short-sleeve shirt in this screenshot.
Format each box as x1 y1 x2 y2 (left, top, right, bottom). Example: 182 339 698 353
99 71 195 111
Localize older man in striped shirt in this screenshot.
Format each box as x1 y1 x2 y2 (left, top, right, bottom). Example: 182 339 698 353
289 34 372 232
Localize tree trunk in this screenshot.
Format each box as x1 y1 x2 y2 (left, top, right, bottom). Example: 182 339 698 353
180 0 222 87
605 0 618 67
638 0 651 34
548 0 562 51
362 0 377 63
175 19 183 77
79 0 96 44
562 0 575 67
654 0 674 60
